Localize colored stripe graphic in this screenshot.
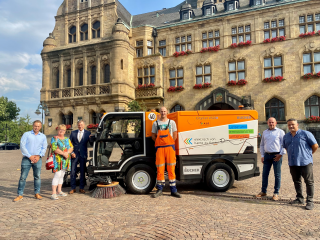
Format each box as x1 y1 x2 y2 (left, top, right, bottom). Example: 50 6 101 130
229 134 250 139
184 138 192 145
229 129 254 134
228 124 248 130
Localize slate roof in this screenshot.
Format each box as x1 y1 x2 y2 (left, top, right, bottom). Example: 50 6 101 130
117 0 301 29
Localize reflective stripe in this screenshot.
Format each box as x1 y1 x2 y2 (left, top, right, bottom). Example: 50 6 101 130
166 162 176 166
169 182 176 186
155 145 175 151
157 180 165 183
156 164 165 167
160 135 168 138
169 180 176 183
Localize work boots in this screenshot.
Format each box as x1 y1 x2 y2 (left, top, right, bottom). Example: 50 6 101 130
171 192 182 198
151 189 163 198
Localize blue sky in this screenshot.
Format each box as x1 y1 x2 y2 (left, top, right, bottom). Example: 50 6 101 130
0 0 184 122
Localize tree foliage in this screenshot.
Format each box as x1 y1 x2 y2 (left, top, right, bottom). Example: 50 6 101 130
127 100 146 112
0 97 20 121
0 115 33 144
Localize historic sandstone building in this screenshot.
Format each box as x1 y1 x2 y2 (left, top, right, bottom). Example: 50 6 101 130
42 0 320 136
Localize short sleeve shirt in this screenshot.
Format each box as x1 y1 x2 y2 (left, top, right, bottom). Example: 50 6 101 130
283 129 317 166
151 119 177 137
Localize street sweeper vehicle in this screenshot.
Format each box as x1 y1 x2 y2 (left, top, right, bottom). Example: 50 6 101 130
87 110 260 194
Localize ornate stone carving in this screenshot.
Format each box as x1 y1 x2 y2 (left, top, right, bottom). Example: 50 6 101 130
101 55 110 64
64 61 71 67
88 57 96 65
76 59 83 67
52 62 59 69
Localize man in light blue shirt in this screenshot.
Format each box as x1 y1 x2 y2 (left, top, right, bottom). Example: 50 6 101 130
13 120 47 202
256 117 286 201
283 119 318 210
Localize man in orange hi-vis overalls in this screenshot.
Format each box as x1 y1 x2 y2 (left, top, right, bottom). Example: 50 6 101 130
151 107 181 198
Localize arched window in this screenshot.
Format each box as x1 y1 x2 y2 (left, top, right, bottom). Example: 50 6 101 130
91 66 96 84
104 64 110 83
92 21 100 39
80 24 88 41
305 95 320 117
79 68 83 86
170 104 184 113
69 26 76 43
265 98 285 121
56 70 59 88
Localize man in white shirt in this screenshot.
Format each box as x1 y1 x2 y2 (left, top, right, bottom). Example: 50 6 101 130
256 117 286 201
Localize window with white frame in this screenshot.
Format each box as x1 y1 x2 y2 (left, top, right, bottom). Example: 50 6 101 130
138 67 155 85
299 13 320 34
169 69 184 87
196 65 211 84
303 52 320 74
264 19 285 39
228 61 245 81
264 56 283 78
175 35 192 52
305 95 320 117
159 40 166 56
136 40 143 57
231 25 251 44
202 30 220 48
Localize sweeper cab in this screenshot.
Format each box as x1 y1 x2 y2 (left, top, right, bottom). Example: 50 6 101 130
87 110 260 194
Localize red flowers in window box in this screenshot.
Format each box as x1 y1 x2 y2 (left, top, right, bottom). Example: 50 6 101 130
305 115 320 123
227 80 247 86
200 45 220 53
230 41 252 49
167 86 185 92
263 36 286 43
87 124 99 129
193 83 212 89
136 83 155 89
302 72 320 79
262 76 284 82
173 50 192 57
299 31 316 38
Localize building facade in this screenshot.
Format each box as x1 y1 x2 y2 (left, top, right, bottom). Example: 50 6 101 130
41 0 320 136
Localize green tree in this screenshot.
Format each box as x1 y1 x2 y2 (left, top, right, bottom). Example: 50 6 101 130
127 100 146 112
0 97 20 121
0 116 33 144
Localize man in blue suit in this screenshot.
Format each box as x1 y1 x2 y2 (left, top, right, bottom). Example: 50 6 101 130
69 120 91 194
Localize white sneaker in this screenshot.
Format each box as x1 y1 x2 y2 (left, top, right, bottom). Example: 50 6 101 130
57 191 67 197
51 194 59 200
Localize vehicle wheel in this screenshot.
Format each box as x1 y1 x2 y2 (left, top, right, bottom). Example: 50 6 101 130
206 163 235 192
125 164 156 194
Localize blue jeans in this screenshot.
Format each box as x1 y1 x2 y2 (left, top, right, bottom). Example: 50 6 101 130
261 153 282 194
17 157 42 196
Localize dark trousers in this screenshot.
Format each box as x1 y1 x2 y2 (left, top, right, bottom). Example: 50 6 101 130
71 156 86 190
262 153 282 194
289 163 314 203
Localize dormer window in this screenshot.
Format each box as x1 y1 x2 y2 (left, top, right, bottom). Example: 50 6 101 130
202 0 216 16
250 0 266 7
180 3 193 21
206 7 212 15
224 0 239 11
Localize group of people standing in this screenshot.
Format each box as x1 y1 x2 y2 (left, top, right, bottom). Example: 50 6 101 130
13 120 91 202
12 112 319 209
257 117 318 210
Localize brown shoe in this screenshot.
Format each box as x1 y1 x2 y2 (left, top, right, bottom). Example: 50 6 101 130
35 194 43 200
69 189 76 194
256 192 267 198
13 196 23 202
272 194 279 201
79 189 85 194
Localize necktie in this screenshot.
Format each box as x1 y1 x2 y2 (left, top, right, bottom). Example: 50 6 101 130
78 131 83 142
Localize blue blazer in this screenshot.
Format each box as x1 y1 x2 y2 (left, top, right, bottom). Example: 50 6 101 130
70 129 91 159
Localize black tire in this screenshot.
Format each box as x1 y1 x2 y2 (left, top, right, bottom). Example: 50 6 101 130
206 163 235 192
125 164 156 194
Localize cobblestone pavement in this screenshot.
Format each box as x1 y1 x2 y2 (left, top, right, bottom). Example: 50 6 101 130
1 150 320 240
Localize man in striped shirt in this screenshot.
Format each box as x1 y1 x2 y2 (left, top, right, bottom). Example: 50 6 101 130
256 117 286 201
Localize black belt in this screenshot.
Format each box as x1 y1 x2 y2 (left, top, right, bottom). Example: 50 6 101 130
265 152 280 155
